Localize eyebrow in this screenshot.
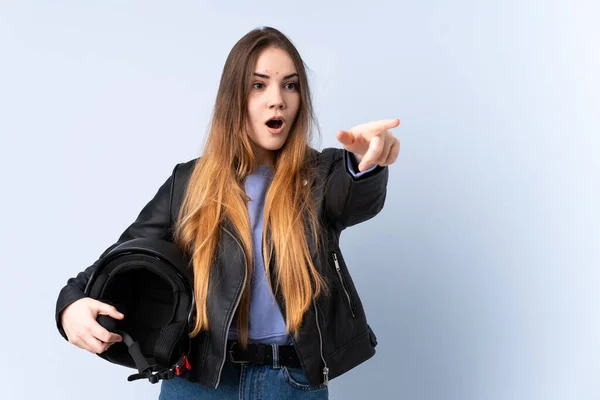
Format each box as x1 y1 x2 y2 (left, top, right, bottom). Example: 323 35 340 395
253 72 299 80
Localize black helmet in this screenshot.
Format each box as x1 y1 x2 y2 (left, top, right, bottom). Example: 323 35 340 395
84 238 195 384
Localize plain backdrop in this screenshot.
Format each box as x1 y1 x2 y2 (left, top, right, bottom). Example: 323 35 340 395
1 1 598 399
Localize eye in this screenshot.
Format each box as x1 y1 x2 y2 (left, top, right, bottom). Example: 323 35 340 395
285 82 299 91
252 82 265 90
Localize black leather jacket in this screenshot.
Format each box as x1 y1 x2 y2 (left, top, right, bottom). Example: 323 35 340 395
55 147 389 388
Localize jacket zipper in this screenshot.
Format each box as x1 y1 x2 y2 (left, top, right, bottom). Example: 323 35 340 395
215 228 247 388
313 300 329 386
333 252 355 317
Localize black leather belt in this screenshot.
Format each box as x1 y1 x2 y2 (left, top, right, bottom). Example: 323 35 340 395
226 340 301 367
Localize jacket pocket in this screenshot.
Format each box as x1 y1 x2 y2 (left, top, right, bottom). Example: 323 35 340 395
332 251 356 318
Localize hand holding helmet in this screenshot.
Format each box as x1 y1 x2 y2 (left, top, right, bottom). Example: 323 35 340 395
61 297 124 354
61 238 196 384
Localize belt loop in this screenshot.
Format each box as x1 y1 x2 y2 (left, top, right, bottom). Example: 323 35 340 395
271 344 280 369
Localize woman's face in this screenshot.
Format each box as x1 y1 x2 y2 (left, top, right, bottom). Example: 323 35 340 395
245 47 300 165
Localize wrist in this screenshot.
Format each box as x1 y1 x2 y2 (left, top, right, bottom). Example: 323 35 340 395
352 152 363 164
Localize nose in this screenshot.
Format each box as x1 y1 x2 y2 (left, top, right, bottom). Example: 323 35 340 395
267 86 285 110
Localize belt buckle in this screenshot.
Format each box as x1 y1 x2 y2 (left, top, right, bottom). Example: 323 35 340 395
227 341 250 364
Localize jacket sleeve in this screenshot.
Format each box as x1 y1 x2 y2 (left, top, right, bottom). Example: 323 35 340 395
324 148 389 231
54 163 180 340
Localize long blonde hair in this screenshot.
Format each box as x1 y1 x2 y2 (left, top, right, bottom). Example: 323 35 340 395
173 27 327 346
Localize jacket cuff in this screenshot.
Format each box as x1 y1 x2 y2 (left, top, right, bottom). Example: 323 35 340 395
344 150 385 181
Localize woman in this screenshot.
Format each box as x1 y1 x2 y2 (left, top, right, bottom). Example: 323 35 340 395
55 26 400 399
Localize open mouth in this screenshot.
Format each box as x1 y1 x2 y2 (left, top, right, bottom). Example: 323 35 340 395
265 119 284 129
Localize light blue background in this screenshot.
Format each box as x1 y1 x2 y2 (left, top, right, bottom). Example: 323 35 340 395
1 1 598 399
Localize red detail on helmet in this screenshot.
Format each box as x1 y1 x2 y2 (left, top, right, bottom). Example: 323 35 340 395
175 355 191 376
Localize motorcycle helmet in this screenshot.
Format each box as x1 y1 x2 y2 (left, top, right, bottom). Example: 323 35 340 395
84 237 195 384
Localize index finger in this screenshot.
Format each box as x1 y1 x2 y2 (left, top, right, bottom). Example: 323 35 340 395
352 119 400 137
373 118 400 131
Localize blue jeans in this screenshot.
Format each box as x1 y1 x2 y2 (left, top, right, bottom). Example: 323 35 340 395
159 358 328 399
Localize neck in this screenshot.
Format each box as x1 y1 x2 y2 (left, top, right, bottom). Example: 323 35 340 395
253 147 275 168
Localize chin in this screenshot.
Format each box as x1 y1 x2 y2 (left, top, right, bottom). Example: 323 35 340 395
260 137 288 151
248 127 290 153
263 143 286 152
